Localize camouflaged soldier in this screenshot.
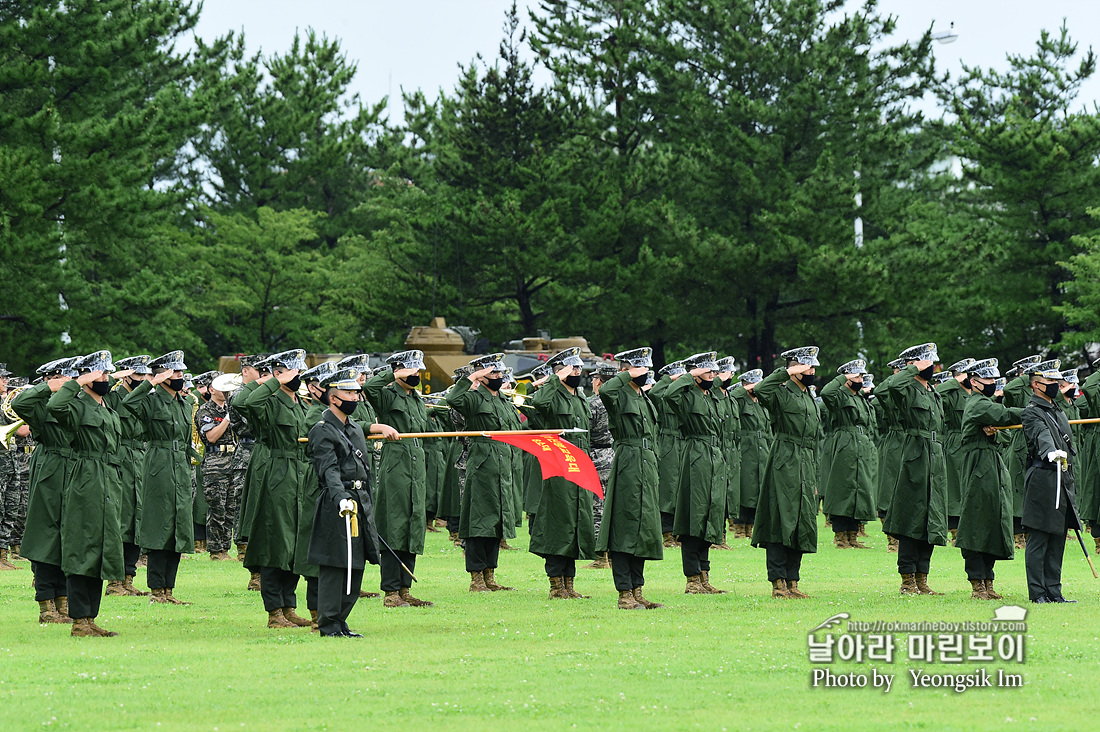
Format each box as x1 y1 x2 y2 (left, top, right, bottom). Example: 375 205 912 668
8 376 33 564
585 362 617 569
0 363 23 569
196 373 240 561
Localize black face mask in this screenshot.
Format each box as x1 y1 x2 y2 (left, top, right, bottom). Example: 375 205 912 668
333 396 357 415
721 378 733 390
994 395 1004 404
286 375 302 392
961 377 972 390
697 378 714 391
403 374 421 388
167 378 185 392
125 377 140 390
978 382 997 398
849 380 864 392
564 374 583 389
486 377 504 392
90 380 111 396
632 374 649 388
1042 382 1060 400
917 365 935 381
798 372 816 388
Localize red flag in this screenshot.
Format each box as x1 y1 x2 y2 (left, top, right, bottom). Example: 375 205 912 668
490 433 604 500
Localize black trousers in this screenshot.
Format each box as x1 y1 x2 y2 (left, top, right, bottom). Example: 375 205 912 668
541 554 576 578
947 515 960 530
465 536 500 573
33 561 66 602
1025 528 1067 601
737 506 757 525
123 542 141 577
609 551 646 591
305 575 318 611
380 550 416 592
146 550 181 589
897 537 935 574
67 574 103 619
193 522 206 541
962 550 998 581
1013 516 1026 535
446 517 460 534
660 511 674 534
259 567 299 612
680 535 711 576
831 515 858 532
1092 521 1100 539
765 543 803 582
317 565 362 636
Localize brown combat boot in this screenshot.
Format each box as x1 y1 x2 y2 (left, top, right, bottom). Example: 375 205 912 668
632 587 663 609
499 538 519 551
0 547 19 570
915 573 942 595
1094 536 1100 555
745 524 754 540
547 576 569 600
787 580 810 599
164 588 190 605
585 552 610 569
149 587 170 604
857 523 868 538
618 589 645 609
662 532 680 548
833 532 850 549
88 619 118 637
483 567 513 591
771 579 790 598
984 579 1003 600
887 536 899 553
55 596 72 622
469 570 490 592
684 574 708 594
847 531 868 549
247 572 261 591
563 576 589 599
733 524 746 539
399 587 434 607
236 543 247 562
210 551 232 561
712 536 732 551
309 609 319 633
38 599 65 624
949 528 958 545
194 540 202 553
701 571 727 594
136 553 147 568
70 617 98 637
425 520 441 533
282 607 311 625
11 544 25 561
267 609 294 629
124 575 149 596
970 579 990 600
899 573 919 595
383 591 410 608
359 589 380 598
449 531 460 545
1013 533 1026 550
104 580 128 597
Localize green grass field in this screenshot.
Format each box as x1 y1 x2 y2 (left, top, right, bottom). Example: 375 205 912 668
2 515 1098 731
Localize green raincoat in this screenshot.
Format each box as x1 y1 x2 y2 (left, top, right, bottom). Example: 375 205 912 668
819 375 877 521
956 393 1021 559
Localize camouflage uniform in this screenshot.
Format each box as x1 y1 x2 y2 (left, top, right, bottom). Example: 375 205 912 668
227 392 255 548
196 398 240 554
0 405 17 550
11 430 33 548
587 393 614 536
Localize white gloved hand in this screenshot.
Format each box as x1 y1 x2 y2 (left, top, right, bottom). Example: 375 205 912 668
1047 450 1068 464
339 498 355 513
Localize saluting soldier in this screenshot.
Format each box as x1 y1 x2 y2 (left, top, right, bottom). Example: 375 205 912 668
1022 359 1081 603
731 369 771 540
597 348 663 610
232 354 270 588
363 350 430 608
438 366 474 546
955 359 1020 600
104 355 152 596
12 358 78 624
711 357 740 551
48 351 127 637
877 343 948 596
236 349 313 629
0 363 19 569
875 358 907 552
307 368 382 637
423 399 450 533
585 362 617 568
1003 355 1043 549
819 359 877 550
8 376 33 566
122 350 195 605
529 347 595 600
649 361 686 548
938 358 976 543
1078 364 1100 553
522 364 553 534
194 372 243 562
664 352 728 594
751 347 821 599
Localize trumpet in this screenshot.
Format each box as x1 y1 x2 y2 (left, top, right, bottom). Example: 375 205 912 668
0 387 27 450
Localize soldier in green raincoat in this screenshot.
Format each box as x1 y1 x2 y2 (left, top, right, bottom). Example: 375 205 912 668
446 353 520 592
1003 356 1043 547
438 366 474 544
712 357 740 550
874 359 906 551
1079 366 1100 552
751 347 821 600
12 358 78 624
649 361 686 547
231 354 270 590
732 370 771 540
122 350 195 605
585 363 618 566
363 350 431 608
521 366 551 533
665 352 728 595
819 360 878 550
877 343 948 596
597 348 663 610
104 355 152 597
956 359 1021 600
937 358 976 541
528 348 595 600
235 349 313 629
49 351 125 637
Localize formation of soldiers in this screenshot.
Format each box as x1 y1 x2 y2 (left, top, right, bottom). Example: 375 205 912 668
0 339 1089 636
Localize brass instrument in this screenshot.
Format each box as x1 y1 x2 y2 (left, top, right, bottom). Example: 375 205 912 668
0 387 27 450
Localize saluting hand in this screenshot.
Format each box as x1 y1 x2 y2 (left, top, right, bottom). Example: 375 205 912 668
149 370 173 386
788 363 812 376
113 369 135 381
468 366 494 388
275 368 300 386
627 366 648 378
76 370 103 386
46 376 69 392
